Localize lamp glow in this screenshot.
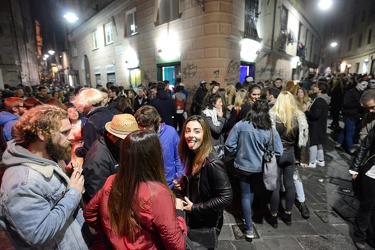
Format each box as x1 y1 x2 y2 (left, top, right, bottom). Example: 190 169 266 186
330 42 337 47
64 13 79 23
318 0 332 10
48 50 55 55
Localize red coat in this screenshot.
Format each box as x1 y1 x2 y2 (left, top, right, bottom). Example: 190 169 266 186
84 175 187 249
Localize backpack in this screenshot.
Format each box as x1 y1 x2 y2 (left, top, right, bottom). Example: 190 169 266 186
175 97 185 111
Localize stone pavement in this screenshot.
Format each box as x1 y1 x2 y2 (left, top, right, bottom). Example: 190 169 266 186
1 121 374 250
216 122 374 250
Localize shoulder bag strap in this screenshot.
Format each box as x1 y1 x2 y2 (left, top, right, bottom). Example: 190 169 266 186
270 128 275 152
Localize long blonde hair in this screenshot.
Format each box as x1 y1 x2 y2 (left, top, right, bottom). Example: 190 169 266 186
271 91 303 134
225 85 236 105
234 89 247 107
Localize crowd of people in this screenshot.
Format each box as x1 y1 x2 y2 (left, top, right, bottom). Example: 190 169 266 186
0 71 374 250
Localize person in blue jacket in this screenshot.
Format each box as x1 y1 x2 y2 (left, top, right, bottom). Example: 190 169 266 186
0 97 26 143
135 105 184 188
225 99 283 239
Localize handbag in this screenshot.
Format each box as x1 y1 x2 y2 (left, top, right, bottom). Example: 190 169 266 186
263 129 278 191
187 227 219 249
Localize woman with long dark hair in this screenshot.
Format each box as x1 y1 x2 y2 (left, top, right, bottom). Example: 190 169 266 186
202 93 226 158
84 130 186 249
174 115 232 249
238 83 261 120
225 99 283 238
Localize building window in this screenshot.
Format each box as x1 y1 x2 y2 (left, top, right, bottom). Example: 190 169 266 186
104 22 113 45
358 34 362 48
244 0 260 40
95 74 101 85
278 5 288 51
348 38 352 51
156 0 180 25
125 8 138 37
93 30 98 49
355 63 360 74
368 29 373 44
107 73 115 84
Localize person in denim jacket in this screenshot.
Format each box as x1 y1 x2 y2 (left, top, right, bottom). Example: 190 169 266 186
225 99 283 239
0 105 91 249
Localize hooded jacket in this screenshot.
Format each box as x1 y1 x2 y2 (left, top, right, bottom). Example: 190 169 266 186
159 123 184 188
151 90 176 126
0 111 19 142
0 141 91 249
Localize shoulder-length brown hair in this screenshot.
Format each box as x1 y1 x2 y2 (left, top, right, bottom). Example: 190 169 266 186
107 130 170 241
178 115 213 175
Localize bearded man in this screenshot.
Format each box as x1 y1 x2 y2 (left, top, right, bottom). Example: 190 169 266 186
0 105 92 249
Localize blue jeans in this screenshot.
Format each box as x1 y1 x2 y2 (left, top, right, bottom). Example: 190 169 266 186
337 117 356 150
293 168 305 203
237 173 262 231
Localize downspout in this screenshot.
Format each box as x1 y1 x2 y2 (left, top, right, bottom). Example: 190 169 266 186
270 0 277 51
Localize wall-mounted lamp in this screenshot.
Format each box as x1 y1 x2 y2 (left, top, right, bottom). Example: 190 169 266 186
330 42 338 47
64 13 79 23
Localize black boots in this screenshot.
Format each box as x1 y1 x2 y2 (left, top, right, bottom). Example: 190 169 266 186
280 212 292 226
299 202 310 219
265 214 278 229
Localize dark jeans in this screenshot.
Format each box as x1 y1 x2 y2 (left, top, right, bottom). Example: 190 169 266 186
337 117 356 150
173 113 185 134
270 147 296 213
354 163 375 243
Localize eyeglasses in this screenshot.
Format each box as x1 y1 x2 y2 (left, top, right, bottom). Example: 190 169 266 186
15 105 25 108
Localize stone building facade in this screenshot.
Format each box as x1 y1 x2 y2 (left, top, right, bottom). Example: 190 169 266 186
67 0 326 92
0 0 39 88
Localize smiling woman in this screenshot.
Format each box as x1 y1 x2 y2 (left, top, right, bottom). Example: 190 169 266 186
175 115 232 249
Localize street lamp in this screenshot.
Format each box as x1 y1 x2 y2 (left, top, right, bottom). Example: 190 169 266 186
330 42 338 47
48 50 55 55
63 12 79 23
318 0 333 10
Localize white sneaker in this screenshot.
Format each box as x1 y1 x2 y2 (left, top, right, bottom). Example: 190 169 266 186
308 162 316 168
316 160 325 167
245 229 255 239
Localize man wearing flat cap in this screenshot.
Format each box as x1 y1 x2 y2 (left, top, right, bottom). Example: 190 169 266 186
82 114 138 202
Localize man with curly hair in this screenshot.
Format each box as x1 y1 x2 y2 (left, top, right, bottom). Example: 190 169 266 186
0 105 92 249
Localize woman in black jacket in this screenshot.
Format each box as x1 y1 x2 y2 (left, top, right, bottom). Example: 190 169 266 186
174 115 233 249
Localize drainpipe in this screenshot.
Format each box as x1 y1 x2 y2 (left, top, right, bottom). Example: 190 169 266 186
270 0 277 51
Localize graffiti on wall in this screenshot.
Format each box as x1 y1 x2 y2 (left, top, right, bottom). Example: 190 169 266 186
182 63 198 79
142 67 156 83
213 69 219 79
256 67 287 79
225 60 240 83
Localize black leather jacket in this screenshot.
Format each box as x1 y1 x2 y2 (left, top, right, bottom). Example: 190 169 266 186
184 152 233 228
350 124 375 173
